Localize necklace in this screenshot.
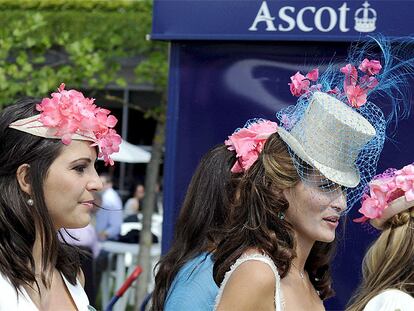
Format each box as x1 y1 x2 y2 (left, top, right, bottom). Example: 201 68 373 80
291 263 305 279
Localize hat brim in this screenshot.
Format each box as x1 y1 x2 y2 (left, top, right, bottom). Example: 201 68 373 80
9 115 96 143
278 127 360 188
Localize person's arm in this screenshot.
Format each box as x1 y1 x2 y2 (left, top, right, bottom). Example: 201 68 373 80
216 260 276 311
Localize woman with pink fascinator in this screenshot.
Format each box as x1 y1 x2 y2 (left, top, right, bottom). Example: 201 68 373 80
213 37 414 311
347 164 414 311
0 84 121 310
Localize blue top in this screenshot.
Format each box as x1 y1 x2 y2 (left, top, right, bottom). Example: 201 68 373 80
95 187 123 240
164 252 218 311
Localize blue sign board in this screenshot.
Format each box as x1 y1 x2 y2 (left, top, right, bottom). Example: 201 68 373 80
153 0 414 41
153 1 414 310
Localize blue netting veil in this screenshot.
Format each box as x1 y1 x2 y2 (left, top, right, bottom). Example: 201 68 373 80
277 36 414 213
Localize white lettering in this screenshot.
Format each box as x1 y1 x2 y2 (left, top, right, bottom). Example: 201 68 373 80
297 6 315 32
315 7 337 32
278 6 295 31
249 1 277 31
249 2 353 34
338 3 350 32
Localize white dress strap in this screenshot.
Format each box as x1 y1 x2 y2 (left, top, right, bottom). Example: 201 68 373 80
0 272 90 311
215 252 284 311
61 273 90 311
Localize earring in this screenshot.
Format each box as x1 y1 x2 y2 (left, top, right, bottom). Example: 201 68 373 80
278 211 285 220
27 198 34 206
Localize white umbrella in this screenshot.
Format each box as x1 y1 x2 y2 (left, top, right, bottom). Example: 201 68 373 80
110 140 151 163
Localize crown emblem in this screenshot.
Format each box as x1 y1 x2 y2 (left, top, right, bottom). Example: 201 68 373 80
354 1 377 33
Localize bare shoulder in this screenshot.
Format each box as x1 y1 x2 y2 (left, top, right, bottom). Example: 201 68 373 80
216 260 276 311
77 269 85 287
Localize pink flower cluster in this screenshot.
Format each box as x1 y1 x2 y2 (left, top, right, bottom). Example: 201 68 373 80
288 58 382 108
288 69 320 97
354 164 414 223
36 83 122 166
225 120 278 173
340 59 381 108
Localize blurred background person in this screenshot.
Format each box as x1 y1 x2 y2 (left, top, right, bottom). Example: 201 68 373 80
95 173 123 241
124 182 145 221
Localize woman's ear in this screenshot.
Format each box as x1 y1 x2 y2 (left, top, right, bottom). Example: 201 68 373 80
282 187 290 201
16 164 32 195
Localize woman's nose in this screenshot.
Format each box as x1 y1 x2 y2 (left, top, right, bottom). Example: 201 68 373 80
331 190 347 213
87 170 103 192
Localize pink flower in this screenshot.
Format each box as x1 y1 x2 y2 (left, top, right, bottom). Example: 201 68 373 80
225 120 278 173
306 68 319 81
345 85 367 108
36 83 121 166
356 164 414 222
288 72 310 97
359 196 383 219
358 58 382 76
360 75 379 91
394 164 414 199
340 64 358 88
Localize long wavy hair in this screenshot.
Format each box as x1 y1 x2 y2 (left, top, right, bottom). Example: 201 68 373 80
0 98 82 294
346 207 414 311
213 133 336 300
151 144 238 310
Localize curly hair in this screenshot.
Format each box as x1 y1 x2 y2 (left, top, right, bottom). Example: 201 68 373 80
346 207 414 311
213 133 336 300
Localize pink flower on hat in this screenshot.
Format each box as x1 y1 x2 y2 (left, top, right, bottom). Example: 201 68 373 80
288 68 319 97
345 85 368 108
340 64 358 87
36 83 121 166
306 68 319 81
225 120 278 173
359 75 379 91
289 72 310 97
340 59 381 108
355 164 414 222
359 58 382 76
395 164 414 201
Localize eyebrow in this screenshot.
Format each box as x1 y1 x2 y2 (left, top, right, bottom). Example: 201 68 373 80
70 157 93 165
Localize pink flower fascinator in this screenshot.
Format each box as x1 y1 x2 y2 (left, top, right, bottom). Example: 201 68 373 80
225 119 278 173
354 163 414 228
8 83 122 166
289 58 381 108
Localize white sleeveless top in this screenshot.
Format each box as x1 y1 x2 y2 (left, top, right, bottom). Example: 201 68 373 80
363 289 414 311
0 272 91 311
215 252 285 311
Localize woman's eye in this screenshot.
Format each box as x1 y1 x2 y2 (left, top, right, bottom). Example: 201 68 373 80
73 165 87 173
319 183 340 191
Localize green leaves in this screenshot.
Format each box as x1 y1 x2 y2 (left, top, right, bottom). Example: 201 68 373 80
0 0 166 111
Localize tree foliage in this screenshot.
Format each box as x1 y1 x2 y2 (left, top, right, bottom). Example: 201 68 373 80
0 0 167 110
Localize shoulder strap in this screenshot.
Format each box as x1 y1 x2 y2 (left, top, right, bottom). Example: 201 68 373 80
214 252 284 311
60 273 90 311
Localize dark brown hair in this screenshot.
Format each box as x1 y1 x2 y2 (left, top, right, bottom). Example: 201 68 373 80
213 133 336 300
0 98 82 294
151 144 237 310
